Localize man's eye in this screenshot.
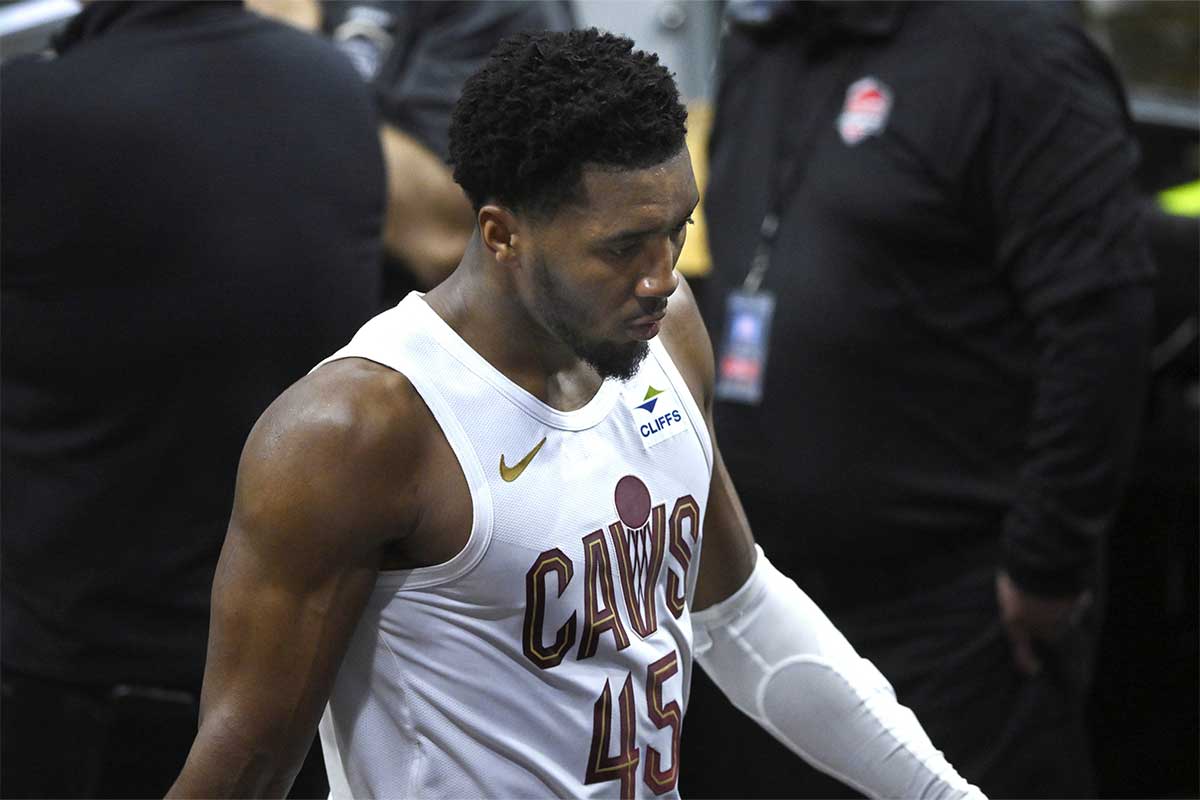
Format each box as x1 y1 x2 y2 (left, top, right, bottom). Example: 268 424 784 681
610 242 639 258
672 218 695 239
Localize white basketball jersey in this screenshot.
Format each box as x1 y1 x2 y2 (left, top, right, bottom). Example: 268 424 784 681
315 293 712 799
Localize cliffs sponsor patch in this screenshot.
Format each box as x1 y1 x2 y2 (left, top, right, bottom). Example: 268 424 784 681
629 384 690 449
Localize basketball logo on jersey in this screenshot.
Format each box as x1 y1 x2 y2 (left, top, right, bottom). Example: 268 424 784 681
630 384 690 450
610 475 665 637
521 475 700 670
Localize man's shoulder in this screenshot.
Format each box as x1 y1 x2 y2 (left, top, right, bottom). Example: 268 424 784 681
230 357 436 546
939 2 1112 85
283 355 424 432
252 358 431 481
250 15 365 82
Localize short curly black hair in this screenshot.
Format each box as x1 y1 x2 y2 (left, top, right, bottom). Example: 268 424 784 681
448 28 688 219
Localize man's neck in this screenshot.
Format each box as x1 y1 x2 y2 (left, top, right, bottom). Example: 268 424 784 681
424 249 605 412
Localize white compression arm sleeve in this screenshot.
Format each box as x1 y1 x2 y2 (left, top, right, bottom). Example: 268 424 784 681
692 547 985 800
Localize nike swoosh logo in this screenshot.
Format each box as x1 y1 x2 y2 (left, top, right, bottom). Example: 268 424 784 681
499 436 547 482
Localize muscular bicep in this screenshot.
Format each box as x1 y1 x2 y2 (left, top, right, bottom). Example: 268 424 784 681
171 367 415 798
191 488 381 795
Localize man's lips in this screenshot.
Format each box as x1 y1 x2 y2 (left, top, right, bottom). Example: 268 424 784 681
629 311 666 327
627 311 666 340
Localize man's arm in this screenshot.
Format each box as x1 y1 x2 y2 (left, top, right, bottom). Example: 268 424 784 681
378 124 475 288
168 361 429 798
997 284 1152 673
660 278 983 799
979 19 1156 674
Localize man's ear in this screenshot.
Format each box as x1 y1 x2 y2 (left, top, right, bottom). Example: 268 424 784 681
478 205 523 267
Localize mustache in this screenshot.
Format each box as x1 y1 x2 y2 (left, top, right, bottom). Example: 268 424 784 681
640 297 668 316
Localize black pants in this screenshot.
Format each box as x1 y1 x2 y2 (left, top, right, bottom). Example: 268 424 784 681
679 494 1097 800
0 669 329 799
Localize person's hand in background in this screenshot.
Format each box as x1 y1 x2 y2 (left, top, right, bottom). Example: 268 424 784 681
996 571 1092 676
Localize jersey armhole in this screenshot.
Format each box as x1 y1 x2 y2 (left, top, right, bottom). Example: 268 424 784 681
372 360 495 592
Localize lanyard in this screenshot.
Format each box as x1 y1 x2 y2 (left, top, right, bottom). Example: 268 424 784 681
741 45 866 294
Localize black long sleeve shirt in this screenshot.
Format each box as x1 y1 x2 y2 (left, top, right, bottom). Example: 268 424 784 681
2 1 384 687
705 1 1155 596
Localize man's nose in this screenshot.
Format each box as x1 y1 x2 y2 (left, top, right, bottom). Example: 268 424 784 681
637 238 680 299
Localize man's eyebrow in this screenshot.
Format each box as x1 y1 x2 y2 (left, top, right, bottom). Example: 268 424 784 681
602 225 660 245
601 206 698 244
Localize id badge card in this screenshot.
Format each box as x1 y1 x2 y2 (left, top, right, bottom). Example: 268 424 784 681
715 289 776 405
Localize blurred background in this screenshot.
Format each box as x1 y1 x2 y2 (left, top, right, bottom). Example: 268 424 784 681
2 1 1195 798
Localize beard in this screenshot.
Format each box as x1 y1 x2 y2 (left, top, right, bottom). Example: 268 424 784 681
531 255 649 382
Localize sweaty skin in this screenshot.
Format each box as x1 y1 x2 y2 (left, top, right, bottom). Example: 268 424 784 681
168 148 756 798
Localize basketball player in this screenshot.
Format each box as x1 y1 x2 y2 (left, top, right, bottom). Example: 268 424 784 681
169 30 983 799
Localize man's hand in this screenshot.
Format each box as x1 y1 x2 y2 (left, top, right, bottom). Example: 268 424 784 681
995 571 1091 676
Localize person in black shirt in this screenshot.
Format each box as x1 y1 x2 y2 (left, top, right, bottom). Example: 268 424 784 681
1 3 383 796
681 2 1154 798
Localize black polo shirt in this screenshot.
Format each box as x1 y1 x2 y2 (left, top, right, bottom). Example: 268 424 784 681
705 1 1154 596
2 1 384 688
